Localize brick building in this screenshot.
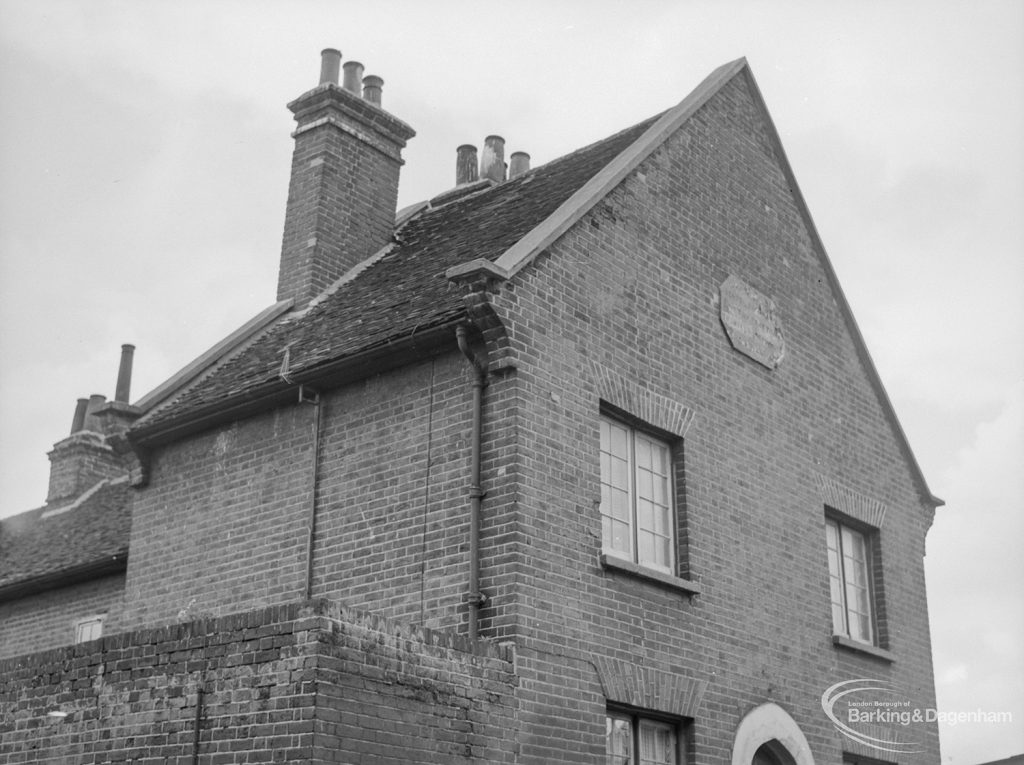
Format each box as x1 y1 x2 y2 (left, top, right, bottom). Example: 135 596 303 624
1 50 943 764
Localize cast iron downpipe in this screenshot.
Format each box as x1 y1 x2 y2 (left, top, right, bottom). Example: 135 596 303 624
456 324 488 640
303 391 322 601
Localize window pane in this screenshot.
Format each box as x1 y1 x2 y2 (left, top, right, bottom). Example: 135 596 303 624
600 417 675 570
75 617 103 643
825 520 847 633
606 715 633 765
639 720 676 765
828 519 875 643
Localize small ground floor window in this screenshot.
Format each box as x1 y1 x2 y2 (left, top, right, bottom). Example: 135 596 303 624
607 710 681 765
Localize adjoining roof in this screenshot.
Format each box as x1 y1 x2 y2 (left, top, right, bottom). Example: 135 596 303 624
0 479 131 600
133 110 662 438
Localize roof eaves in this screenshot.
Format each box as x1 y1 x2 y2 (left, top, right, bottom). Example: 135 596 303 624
133 298 295 413
736 65 943 510
488 57 748 281
0 553 128 602
129 317 461 449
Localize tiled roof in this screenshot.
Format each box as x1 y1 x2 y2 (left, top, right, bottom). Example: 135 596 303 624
0 480 131 596
137 112 662 431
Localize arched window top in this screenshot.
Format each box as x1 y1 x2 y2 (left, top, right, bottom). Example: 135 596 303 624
732 703 814 765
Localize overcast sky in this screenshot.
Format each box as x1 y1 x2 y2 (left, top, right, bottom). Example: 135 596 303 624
1 1 1021 761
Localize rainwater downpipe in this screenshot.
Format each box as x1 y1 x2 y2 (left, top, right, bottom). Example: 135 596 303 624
456 324 488 640
302 388 322 601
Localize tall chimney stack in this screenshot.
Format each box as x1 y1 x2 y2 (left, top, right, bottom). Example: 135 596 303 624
480 135 506 183
277 48 416 305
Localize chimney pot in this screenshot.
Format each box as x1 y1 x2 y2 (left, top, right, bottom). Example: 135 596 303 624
509 151 531 179
456 144 479 185
362 75 383 106
70 398 89 434
342 61 364 93
84 394 107 433
319 48 342 85
115 344 135 403
480 135 506 183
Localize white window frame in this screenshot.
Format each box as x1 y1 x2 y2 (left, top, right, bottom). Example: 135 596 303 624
600 415 676 574
73 614 105 644
606 710 681 765
825 516 876 645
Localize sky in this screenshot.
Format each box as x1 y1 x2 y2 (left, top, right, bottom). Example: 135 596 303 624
0 1 1021 761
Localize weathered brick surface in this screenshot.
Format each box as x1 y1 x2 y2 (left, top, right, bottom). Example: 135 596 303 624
0 574 125 659
121 406 313 629
0 599 518 763
124 355 487 635
469 72 940 761
277 86 412 305
46 434 124 504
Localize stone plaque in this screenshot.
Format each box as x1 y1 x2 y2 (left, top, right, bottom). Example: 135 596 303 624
719 274 785 369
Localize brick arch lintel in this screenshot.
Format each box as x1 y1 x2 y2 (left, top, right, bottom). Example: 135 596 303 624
590 363 695 438
815 474 888 529
593 655 708 718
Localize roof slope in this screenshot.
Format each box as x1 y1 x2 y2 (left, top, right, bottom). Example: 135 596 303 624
0 480 131 598
136 112 662 432
130 59 938 507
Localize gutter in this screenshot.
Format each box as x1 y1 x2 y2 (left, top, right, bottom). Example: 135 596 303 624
129 319 461 450
0 552 128 602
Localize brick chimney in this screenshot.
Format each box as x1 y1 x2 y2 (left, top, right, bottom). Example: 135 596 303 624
46 346 142 504
277 48 417 305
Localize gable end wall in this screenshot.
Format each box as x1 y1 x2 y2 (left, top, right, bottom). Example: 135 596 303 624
480 73 939 763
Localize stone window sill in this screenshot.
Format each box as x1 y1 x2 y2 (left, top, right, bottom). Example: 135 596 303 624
600 554 702 596
832 634 895 663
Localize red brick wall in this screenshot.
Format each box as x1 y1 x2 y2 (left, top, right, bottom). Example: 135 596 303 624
46 434 124 503
472 72 940 762
123 355 484 634
277 90 408 305
121 405 314 628
0 574 124 659
0 599 517 763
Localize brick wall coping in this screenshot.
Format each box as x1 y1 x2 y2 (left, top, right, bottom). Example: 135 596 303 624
0 598 512 672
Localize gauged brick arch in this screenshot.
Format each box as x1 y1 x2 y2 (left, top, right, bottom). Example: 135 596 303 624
590 362 696 437
732 703 815 765
815 474 888 528
592 656 708 717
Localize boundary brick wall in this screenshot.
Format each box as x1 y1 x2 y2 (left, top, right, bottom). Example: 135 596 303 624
0 599 518 764
475 72 940 761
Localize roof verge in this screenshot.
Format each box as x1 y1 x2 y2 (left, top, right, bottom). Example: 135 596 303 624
447 58 748 283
